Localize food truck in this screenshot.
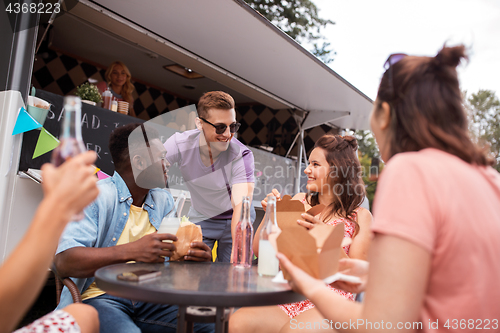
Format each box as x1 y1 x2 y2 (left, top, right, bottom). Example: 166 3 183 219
0 0 373 262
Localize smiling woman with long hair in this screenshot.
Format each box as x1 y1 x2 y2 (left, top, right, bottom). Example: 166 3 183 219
229 134 372 333
96 61 136 117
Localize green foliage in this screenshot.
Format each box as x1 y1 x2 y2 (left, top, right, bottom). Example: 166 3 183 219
464 89 500 171
75 82 103 104
355 130 379 159
354 130 382 209
244 0 335 63
311 41 336 64
358 151 382 211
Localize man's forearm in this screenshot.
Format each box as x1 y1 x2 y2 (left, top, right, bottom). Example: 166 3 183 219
230 206 241 243
54 245 130 278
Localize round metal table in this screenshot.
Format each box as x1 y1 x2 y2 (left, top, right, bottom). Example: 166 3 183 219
95 261 305 332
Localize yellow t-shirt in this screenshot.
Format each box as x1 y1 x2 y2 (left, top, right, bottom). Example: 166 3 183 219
81 204 156 300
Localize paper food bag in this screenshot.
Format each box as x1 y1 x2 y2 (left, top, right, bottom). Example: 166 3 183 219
276 222 345 280
170 221 202 261
275 195 325 230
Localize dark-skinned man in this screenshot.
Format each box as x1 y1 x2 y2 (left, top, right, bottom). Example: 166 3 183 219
54 123 214 333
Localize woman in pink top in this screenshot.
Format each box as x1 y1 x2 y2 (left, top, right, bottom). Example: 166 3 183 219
229 135 372 333
274 45 500 332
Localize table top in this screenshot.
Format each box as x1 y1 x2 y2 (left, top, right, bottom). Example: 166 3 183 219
95 261 306 307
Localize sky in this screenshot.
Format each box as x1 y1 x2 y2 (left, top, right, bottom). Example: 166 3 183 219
313 0 500 101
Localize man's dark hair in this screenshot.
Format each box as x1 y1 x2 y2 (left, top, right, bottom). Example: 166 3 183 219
108 123 161 171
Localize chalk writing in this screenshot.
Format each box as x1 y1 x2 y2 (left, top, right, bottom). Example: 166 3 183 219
86 143 102 159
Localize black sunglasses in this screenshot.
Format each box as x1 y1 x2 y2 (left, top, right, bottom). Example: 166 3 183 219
384 53 407 99
199 117 241 134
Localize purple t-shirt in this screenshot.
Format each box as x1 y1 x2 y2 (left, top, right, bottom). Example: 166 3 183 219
164 129 255 219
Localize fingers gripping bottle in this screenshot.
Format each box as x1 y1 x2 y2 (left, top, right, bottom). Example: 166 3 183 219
258 195 280 276
232 196 253 268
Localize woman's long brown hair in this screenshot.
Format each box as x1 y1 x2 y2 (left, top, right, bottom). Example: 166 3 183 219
307 135 366 235
377 45 494 166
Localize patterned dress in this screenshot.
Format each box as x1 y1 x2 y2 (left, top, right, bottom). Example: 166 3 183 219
278 204 359 318
13 310 80 333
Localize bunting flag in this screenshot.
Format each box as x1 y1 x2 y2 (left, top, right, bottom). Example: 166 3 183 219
33 128 60 159
97 170 110 180
93 166 100 175
12 107 42 135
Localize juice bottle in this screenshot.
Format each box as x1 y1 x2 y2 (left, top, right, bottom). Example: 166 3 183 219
232 196 253 268
258 195 280 276
51 96 87 220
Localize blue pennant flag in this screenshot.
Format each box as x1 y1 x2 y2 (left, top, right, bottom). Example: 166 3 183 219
12 107 42 135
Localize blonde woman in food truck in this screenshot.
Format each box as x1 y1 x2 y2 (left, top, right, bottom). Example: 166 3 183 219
277 45 500 333
96 60 136 116
229 134 372 333
0 152 99 333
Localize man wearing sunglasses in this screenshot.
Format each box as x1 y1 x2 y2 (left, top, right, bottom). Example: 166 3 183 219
163 91 255 263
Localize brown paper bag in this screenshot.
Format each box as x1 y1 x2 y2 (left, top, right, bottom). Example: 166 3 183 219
275 195 325 230
170 223 203 261
276 222 344 280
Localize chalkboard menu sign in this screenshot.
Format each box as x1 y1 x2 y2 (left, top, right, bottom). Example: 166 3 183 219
19 90 143 175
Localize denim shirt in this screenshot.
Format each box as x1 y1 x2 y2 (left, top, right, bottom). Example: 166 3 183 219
55 172 174 309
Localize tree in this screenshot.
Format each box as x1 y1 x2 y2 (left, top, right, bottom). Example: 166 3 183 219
465 89 500 171
358 151 381 210
354 130 382 210
355 130 379 159
244 0 336 63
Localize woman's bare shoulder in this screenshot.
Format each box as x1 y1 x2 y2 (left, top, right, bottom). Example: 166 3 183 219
356 207 373 226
